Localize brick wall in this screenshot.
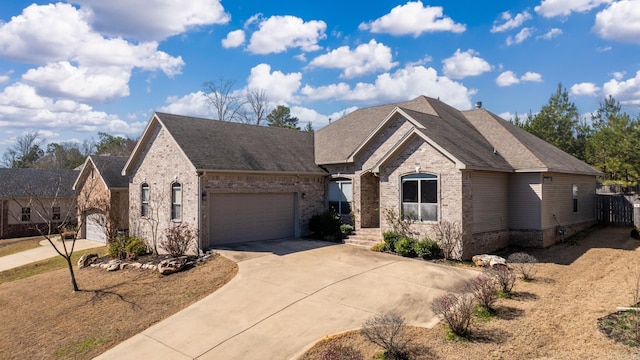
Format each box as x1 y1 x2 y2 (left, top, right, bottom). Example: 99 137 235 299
128 124 199 253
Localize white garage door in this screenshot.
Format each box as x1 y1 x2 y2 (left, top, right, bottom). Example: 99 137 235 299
209 193 295 245
86 211 107 243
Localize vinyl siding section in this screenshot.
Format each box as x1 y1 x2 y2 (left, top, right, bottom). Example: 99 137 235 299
541 173 597 229
509 173 542 230
472 171 508 233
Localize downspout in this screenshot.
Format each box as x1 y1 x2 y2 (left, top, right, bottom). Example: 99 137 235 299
197 171 203 254
1 199 4 239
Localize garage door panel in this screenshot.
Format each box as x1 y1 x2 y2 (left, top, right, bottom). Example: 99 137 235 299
210 193 295 245
86 211 106 243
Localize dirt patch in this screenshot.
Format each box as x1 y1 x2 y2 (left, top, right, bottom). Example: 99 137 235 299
301 227 640 359
0 254 237 359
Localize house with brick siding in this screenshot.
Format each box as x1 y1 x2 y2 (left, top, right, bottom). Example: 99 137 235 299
122 113 326 251
0 168 78 239
123 96 601 259
317 96 602 259
73 155 129 243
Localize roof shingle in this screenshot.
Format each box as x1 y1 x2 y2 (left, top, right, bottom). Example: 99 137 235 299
0 168 78 198
155 113 324 174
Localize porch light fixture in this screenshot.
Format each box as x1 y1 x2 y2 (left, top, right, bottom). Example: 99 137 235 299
415 166 421 173
201 191 207 201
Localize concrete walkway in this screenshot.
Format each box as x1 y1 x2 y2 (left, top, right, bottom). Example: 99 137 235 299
96 239 478 360
0 238 106 272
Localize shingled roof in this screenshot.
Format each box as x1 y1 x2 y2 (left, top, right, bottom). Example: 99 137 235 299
88 155 129 189
128 113 324 174
0 168 78 198
462 109 602 175
316 96 601 176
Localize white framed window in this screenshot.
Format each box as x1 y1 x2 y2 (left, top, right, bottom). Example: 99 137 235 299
401 173 438 221
141 183 150 217
572 184 578 213
21 207 31 222
328 179 352 215
171 183 182 221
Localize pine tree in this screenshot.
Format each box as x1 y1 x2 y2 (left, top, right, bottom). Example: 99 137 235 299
266 105 300 130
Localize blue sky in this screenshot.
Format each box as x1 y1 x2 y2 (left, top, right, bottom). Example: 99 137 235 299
0 0 639 156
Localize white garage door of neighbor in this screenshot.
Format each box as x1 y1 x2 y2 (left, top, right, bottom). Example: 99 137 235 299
86 212 107 243
209 193 295 245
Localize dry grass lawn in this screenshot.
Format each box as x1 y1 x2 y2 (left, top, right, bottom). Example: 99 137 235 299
0 254 237 359
302 226 640 359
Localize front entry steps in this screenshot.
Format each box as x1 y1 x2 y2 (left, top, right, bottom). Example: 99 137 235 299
343 228 381 248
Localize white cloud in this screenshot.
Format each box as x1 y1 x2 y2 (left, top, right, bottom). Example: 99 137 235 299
0 75 9 84
0 3 184 104
222 30 246 48
441 49 492 79
358 1 465 36
246 64 302 103
247 15 327 54
496 71 520 87
405 55 433 68
290 106 358 129
308 40 398 78
538 28 563 39
506 27 534 45
498 112 515 121
593 0 640 44
612 71 626 80
73 0 230 41
300 83 351 101
535 0 613 17
22 62 131 102
496 70 542 86
159 91 214 118
303 65 474 109
521 72 543 82
603 70 640 105
0 82 141 134
570 82 601 95
491 11 532 33
596 46 612 52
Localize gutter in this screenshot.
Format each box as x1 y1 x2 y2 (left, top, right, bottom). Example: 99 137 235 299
195 169 328 176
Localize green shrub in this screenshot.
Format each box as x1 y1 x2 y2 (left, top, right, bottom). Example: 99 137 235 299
109 234 148 258
414 239 441 259
383 231 402 251
125 236 147 256
394 237 417 257
309 210 342 240
340 224 354 236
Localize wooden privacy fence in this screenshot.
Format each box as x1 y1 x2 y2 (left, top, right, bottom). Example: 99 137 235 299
596 194 635 226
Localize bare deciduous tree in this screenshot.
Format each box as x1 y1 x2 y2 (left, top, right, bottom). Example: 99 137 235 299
203 78 247 122
2 132 44 168
245 87 270 125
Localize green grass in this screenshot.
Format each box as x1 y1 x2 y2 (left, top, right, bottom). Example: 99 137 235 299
53 335 110 357
0 237 45 257
474 306 497 322
0 246 107 285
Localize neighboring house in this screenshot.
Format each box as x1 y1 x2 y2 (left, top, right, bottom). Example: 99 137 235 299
0 168 78 239
316 96 602 258
123 96 601 259
73 155 129 243
122 113 326 252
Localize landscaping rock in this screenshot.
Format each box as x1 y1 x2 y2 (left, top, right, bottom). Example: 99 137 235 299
130 262 142 269
77 253 98 268
472 254 507 267
106 260 121 271
158 256 194 275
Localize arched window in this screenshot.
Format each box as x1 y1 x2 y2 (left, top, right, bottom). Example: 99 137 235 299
141 183 150 217
401 174 438 221
171 183 182 220
328 178 352 215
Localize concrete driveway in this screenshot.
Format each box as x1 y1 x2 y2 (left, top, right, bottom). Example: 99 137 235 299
96 239 478 360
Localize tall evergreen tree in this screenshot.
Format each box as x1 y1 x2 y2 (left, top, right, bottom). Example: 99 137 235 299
266 105 300 130
521 83 582 158
586 96 640 185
